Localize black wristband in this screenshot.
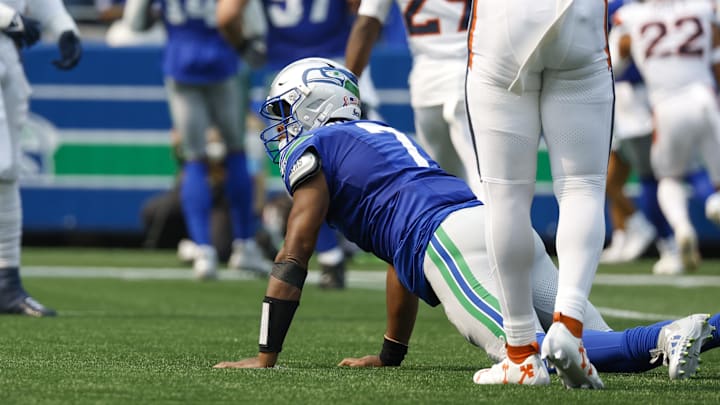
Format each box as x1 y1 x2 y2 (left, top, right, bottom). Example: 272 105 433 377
379 336 408 367
258 296 299 353
270 261 308 289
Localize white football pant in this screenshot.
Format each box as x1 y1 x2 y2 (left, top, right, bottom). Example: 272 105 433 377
423 205 610 362
413 100 482 198
0 37 31 269
466 0 613 345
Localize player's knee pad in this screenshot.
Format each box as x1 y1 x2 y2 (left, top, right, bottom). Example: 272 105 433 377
482 182 536 219
0 181 21 268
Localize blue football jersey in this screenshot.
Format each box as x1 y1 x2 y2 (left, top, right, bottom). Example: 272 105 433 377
278 121 481 305
263 0 354 70
159 0 239 84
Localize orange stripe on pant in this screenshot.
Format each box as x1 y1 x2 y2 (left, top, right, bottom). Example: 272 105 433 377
467 0 480 69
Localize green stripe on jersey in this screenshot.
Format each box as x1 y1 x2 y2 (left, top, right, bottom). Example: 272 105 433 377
281 135 313 163
428 227 505 338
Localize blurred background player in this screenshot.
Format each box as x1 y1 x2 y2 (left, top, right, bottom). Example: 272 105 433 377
123 0 271 280
604 0 719 275
345 0 481 196
613 0 720 272
141 128 279 264
602 0 673 273
218 0 384 289
603 51 717 274
0 0 82 316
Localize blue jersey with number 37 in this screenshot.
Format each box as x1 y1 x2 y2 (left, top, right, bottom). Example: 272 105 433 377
278 121 481 305
263 0 354 70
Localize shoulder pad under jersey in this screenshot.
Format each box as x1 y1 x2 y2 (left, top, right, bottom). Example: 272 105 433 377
288 150 321 192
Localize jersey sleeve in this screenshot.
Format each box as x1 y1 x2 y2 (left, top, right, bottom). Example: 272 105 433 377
358 0 394 24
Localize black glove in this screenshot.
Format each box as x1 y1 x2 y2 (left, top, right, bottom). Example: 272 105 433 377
3 13 41 49
52 30 82 70
240 36 266 69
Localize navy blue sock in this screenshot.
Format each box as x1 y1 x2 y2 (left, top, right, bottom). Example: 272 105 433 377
593 326 663 373
224 152 256 240
685 169 715 201
638 177 673 239
702 312 720 351
316 222 339 253
181 161 211 245
0 267 27 307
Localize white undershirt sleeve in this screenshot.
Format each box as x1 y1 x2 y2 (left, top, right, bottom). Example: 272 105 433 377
358 0 394 24
26 0 79 38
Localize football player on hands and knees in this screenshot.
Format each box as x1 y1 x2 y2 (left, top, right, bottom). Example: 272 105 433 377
613 0 720 271
0 0 82 316
211 58 720 383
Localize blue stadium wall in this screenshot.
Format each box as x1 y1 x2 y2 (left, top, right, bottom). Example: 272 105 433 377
19 42 720 247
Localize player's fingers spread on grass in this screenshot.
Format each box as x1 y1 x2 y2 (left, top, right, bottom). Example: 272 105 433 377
338 355 383 367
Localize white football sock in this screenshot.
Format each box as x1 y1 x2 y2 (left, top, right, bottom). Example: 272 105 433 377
553 175 606 322
657 177 692 235
0 181 21 268
483 181 537 346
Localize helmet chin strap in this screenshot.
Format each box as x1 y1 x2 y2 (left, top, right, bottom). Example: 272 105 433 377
312 103 335 128
297 83 311 96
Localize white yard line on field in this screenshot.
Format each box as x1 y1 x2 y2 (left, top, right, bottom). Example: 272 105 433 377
21 267 720 321
592 307 677 321
21 266 720 286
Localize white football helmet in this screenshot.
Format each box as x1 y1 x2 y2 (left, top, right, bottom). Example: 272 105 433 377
260 57 362 162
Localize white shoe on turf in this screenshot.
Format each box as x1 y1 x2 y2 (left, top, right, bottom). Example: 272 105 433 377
653 237 684 276
473 353 550 386
676 227 701 272
228 239 272 276
705 192 720 226
177 238 198 263
650 313 715 379
619 213 656 261
541 322 604 389
600 230 626 264
193 245 218 280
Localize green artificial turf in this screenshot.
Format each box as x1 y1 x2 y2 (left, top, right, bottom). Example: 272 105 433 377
0 249 718 404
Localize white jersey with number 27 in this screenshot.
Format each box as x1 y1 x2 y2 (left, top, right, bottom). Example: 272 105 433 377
358 0 471 107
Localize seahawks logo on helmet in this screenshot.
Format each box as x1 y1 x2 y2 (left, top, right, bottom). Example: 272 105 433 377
260 58 363 164
302 67 360 99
